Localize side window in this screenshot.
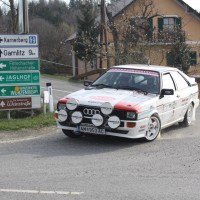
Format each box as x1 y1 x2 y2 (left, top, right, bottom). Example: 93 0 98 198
171 71 189 90
162 73 175 90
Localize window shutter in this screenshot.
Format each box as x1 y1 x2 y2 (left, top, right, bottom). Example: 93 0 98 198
147 18 153 39
158 17 163 32
176 17 182 28
166 52 174 66
190 51 197 65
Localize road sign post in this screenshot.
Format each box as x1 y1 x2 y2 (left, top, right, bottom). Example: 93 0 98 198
0 47 39 59
0 85 40 97
0 33 41 113
0 34 38 46
0 59 39 71
0 72 40 84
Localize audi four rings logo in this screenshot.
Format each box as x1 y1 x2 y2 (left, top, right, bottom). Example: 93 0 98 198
83 108 100 115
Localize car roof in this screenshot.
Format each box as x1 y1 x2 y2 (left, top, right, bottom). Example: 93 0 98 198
111 64 179 73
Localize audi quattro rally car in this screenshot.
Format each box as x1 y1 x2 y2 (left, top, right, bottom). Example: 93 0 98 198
54 64 199 142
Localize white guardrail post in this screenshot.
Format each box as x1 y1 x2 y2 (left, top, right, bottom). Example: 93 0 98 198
46 82 54 112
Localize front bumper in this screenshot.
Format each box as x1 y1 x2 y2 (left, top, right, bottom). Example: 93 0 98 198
56 117 149 139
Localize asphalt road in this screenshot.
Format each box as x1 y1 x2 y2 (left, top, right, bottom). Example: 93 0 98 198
40 75 84 103
0 77 200 200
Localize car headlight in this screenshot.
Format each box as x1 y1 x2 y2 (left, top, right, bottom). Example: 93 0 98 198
57 102 66 111
126 111 137 119
66 98 78 110
101 102 113 115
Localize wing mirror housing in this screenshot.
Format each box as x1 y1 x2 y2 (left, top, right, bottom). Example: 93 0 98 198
160 89 174 98
84 80 93 87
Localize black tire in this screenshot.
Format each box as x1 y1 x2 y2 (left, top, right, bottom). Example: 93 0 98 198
179 103 193 127
144 114 161 142
62 129 83 138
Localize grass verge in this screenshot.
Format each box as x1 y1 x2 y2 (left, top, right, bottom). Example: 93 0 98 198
0 111 56 131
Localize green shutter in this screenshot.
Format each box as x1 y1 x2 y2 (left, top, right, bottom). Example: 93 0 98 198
166 52 174 66
147 18 153 39
158 17 163 32
190 51 197 65
176 17 182 28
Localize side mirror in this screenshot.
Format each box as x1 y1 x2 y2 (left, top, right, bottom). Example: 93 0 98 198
160 89 174 98
84 80 93 87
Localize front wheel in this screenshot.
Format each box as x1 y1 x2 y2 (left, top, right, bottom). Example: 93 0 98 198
144 114 161 142
179 103 194 127
62 129 83 138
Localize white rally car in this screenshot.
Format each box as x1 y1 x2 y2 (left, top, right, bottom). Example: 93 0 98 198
54 64 199 141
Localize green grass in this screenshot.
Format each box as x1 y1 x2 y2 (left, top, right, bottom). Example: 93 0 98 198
0 111 56 131
0 73 82 131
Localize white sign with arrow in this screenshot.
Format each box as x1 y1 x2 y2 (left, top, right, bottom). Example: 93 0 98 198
0 63 6 69
0 100 5 108
0 76 4 81
0 47 39 59
0 34 38 46
1 88 6 94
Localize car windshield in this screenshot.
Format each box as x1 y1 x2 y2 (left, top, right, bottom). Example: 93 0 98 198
92 68 160 94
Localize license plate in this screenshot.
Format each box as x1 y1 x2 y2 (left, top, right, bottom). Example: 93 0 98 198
80 125 105 135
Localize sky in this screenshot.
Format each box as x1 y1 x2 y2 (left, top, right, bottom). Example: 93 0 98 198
183 0 200 11
0 0 200 12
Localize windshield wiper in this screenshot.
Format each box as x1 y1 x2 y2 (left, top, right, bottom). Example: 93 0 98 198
91 83 116 89
118 86 148 95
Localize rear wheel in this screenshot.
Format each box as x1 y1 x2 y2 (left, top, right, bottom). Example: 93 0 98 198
144 114 161 142
62 129 83 138
179 103 193 127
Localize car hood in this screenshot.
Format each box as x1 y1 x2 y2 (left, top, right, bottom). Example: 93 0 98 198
62 88 157 112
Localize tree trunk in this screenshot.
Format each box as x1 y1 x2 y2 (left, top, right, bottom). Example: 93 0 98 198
9 0 17 33
106 7 120 65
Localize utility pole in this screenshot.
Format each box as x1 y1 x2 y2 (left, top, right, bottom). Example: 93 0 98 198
18 0 29 33
100 0 110 68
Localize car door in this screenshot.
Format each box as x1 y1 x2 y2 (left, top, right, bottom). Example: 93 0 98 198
170 71 191 121
157 73 177 127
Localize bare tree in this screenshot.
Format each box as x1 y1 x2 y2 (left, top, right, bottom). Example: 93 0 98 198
30 17 72 74
106 0 160 65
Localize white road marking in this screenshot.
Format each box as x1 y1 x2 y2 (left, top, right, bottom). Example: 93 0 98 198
0 189 84 195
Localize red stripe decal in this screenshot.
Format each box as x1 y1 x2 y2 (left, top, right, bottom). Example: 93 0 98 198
114 101 141 112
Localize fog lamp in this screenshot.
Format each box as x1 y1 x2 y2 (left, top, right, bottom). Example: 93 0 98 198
66 98 78 110
58 110 68 122
92 114 104 127
71 111 83 124
108 116 120 129
101 102 113 115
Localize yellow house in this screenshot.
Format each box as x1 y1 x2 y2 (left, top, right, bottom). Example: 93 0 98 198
69 0 200 78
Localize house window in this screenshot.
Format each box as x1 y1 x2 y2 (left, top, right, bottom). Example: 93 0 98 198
158 16 181 32
158 16 182 42
163 17 176 31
